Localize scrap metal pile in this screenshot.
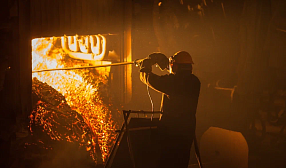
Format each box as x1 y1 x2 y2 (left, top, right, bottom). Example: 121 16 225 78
28 78 102 165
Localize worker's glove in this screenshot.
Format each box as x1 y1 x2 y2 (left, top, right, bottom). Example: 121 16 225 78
148 53 169 71
139 58 154 73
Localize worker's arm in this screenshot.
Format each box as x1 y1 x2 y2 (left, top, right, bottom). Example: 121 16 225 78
139 59 174 95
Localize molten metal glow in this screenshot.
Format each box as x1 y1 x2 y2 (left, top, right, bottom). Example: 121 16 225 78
31 37 118 162
61 34 106 61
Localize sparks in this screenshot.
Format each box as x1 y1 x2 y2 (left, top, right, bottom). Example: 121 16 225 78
31 37 121 162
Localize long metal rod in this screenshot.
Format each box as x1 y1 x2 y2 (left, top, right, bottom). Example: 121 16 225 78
32 62 134 73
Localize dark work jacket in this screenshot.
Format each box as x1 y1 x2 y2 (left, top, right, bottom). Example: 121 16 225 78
140 70 201 135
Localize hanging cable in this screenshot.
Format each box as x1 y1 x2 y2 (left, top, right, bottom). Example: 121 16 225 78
146 85 154 121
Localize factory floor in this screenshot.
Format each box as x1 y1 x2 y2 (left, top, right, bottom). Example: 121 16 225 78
189 120 286 168
247 120 286 168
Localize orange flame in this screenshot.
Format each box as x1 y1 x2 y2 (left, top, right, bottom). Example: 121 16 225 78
32 37 118 162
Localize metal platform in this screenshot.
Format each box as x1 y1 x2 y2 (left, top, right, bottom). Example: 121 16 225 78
105 110 162 168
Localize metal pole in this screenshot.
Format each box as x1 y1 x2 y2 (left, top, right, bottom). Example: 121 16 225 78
123 110 136 168
32 61 134 73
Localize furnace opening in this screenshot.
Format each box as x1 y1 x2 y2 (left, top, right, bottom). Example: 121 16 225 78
30 36 122 165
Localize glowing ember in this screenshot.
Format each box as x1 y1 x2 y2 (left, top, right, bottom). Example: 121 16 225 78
31 37 120 162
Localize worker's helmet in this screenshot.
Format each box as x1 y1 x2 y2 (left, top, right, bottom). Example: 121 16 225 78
169 51 193 73
169 51 194 65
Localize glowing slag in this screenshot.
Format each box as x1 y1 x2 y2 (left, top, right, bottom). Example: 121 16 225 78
31 37 118 162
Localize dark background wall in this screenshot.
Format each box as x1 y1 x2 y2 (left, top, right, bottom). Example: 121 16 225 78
30 0 125 37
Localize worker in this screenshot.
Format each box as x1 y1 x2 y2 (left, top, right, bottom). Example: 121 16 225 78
139 51 201 168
